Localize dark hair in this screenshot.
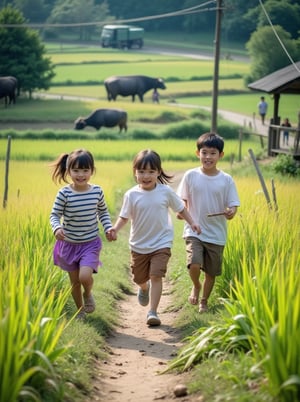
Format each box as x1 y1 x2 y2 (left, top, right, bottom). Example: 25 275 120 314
196 132 224 153
132 149 173 184
50 149 95 183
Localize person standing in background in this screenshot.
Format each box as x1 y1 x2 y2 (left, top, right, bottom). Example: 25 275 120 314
281 117 291 146
152 88 160 103
258 96 268 125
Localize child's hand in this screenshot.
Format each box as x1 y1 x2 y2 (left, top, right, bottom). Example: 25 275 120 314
191 223 201 234
54 228 65 240
224 207 236 220
106 228 117 241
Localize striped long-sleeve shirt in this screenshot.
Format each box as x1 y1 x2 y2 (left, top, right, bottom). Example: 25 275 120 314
50 184 112 243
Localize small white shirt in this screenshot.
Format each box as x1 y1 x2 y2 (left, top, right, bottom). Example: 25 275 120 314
119 183 185 254
177 168 240 245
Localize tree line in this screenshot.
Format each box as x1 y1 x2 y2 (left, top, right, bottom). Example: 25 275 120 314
1 0 299 41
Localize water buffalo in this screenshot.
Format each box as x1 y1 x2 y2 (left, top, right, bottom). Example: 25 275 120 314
104 75 166 102
74 108 128 132
0 76 18 106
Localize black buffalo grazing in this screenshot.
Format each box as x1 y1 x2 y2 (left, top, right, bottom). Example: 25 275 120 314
74 108 128 132
104 75 166 102
0 76 18 106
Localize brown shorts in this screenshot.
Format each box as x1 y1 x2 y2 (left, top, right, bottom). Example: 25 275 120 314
130 248 171 285
185 237 224 276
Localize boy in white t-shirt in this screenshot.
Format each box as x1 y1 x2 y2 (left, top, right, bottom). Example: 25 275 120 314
177 133 240 313
109 149 200 326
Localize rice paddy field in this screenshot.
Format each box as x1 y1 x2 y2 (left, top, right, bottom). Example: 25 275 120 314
1 42 299 401
1 138 299 401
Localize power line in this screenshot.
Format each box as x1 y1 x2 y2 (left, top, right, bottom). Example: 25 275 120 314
259 0 300 74
0 1 217 28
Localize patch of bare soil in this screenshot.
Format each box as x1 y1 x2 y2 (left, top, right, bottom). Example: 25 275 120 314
87 281 201 402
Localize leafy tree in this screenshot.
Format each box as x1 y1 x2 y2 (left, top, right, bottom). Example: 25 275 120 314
11 0 51 22
221 0 258 41
0 6 55 97
182 0 215 33
46 0 111 40
257 0 300 40
246 25 299 83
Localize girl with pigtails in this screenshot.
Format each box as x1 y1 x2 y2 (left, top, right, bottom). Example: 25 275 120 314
50 149 113 320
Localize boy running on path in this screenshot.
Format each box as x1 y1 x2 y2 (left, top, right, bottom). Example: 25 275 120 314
177 133 240 313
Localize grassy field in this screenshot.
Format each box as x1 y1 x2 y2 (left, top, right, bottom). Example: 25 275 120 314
0 137 264 164
1 44 298 123
1 152 299 401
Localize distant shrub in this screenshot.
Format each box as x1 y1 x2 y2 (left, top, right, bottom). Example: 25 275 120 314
94 132 121 140
160 120 240 140
138 111 186 124
155 111 187 123
162 120 208 139
190 110 211 121
272 154 300 176
129 130 158 140
216 124 240 139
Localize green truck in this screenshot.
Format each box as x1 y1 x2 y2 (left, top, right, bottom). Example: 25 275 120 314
100 25 144 49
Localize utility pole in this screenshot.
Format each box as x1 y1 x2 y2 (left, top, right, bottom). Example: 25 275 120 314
211 0 223 133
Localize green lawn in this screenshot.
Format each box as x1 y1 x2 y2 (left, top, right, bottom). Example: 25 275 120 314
51 58 248 84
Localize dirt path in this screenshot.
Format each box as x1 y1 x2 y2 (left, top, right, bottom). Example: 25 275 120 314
87 172 199 402
87 281 199 402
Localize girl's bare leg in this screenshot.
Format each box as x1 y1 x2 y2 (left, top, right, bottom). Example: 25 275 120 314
68 270 83 310
79 266 94 298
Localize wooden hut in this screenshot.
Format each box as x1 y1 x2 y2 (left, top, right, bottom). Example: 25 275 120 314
248 61 300 159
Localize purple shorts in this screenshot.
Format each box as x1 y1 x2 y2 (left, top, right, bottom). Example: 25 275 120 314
53 237 102 273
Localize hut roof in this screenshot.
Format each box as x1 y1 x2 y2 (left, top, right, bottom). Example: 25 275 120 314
248 61 300 95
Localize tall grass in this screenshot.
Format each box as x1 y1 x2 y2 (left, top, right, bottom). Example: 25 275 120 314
166 179 300 402
0 157 135 400
0 210 71 401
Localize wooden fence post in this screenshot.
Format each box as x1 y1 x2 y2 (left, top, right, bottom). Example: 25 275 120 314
248 148 272 209
3 136 11 209
238 129 242 162
271 178 278 212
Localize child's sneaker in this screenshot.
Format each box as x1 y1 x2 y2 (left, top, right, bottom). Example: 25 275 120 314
147 310 161 326
137 282 150 306
199 298 208 313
